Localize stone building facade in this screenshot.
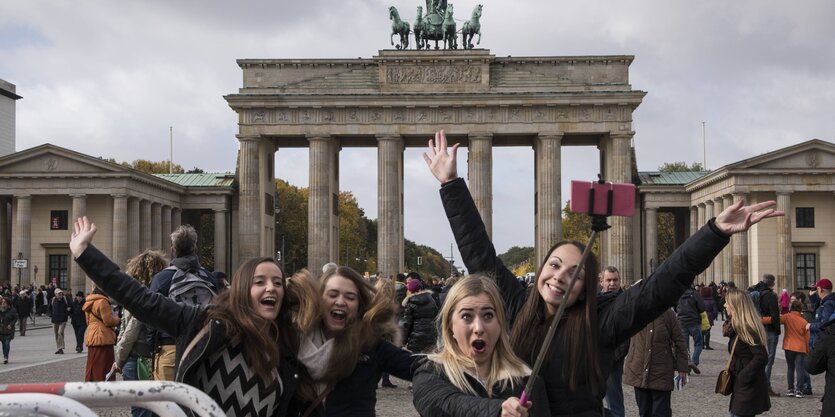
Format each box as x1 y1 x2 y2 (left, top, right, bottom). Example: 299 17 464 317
0 79 21 157
0 144 234 294
637 139 835 291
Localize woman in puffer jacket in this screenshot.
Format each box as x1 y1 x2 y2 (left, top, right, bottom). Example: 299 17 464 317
83 286 120 381
412 274 549 417
403 279 439 353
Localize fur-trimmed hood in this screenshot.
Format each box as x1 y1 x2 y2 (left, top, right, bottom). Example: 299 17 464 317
402 289 435 307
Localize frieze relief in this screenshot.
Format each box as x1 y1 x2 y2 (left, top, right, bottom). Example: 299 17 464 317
385 65 482 84
243 105 629 125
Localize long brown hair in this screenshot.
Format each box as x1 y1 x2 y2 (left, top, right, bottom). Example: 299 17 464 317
207 257 286 383
509 240 601 394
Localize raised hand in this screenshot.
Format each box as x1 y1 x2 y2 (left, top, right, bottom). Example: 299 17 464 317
714 199 783 235
70 216 98 258
422 130 460 183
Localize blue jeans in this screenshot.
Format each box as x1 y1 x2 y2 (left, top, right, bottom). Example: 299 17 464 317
1 337 10 359
121 357 154 417
765 331 778 387
785 350 811 392
681 324 703 365
604 364 625 417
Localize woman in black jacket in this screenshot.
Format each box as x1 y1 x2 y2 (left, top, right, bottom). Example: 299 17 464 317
0 296 19 364
412 274 548 417
70 216 314 417
422 130 782 416
723 288 770 416
403 279 439 353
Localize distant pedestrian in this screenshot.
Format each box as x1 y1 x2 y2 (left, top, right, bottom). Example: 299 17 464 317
403 278 439 353
0 296 19 364
780 300 811 397
675 286 705 374
50 289 71 354
700 286 718 350
70 291 87 353
84 287 120 381
723 288 771 416
749 273 781 396
14 290 31 336
808 278 835 350
600 266 627 417
780 289 790 315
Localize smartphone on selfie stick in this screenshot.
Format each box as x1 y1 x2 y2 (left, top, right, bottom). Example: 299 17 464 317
519 177 636 405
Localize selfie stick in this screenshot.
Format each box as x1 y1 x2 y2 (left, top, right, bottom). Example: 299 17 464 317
518 178 613 405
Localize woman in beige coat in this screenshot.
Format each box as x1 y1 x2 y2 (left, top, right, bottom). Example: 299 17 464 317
623 308 689 417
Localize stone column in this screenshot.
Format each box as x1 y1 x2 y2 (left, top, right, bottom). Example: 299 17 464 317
645 207 658 274
468 133 493 238
161 205 172 248
214 209 228 273
690 206 699 236
237 136 261 265
721 195 734 284
377 135 404 277
140 200 151 251
704 199 715 283
15 195 31 286
0 199 8 287
731 192 749 287
697 203 706 282
534 134 562 265
776 192 793 291
112 195 128 269
328 138 341 266
127 197 140 259
172 208 182 230
308 135 332 274
713 197 725 283
151 203 162 251
606 133 633 282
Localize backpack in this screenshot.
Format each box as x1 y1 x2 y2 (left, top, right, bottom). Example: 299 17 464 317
166 266 217 307
747 287 767 316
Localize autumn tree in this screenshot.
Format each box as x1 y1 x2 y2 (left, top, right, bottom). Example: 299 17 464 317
561 200 600 256
126 159 185 174
653 161 707 265
498 246 535 275
275 179 308 274
339 191 371 273
658 161 705 172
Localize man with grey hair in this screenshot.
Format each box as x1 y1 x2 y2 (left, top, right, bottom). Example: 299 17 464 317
148 224 217 380
599 266 626 417
750 272 781 396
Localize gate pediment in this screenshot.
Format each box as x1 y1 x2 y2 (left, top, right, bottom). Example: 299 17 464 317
0 144 126 175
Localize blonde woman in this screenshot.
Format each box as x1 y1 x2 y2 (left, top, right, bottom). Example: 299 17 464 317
723 288 771 417
412 275 549 417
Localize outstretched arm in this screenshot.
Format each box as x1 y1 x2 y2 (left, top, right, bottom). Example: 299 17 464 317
714 199 783 235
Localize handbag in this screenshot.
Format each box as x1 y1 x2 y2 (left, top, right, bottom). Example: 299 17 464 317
700 311 711 331
715 337 739 395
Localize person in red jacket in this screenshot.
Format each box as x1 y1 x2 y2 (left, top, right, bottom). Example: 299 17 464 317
780 300 811 397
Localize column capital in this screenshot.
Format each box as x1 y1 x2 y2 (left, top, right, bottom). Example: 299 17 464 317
536 133 563 141
697 202 706 208
14 194 31 200
776 191 793 196
236 134 261 142
306 134 332 142
645 206 658 212
375 134 402 142
609 131 635 140
213 208 229 213
69 193 87 199
111 194 128 199
469 132 493 140
714 195 725 203
704 199 714 206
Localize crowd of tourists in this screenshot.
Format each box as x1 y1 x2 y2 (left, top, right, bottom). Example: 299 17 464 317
14 130 835 417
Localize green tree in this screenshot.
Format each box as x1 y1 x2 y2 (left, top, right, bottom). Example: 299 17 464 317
498 246 535 275
561 200 600 256
404 240 451 278
653 161 706 265
275 179 308 274
127 159 185 174
658 161 706 172
339 191 371 273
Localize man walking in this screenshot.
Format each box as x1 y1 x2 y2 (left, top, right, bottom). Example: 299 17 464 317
676 286 705 374
70 291 87 353
751 273 781 396
14 290 32 336
51 289 71 354
600 266 627 417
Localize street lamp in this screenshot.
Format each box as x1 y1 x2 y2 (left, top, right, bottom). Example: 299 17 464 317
16 252 23 288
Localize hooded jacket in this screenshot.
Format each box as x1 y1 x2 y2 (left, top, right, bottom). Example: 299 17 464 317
623 309 689 391
83 293 119 347
403 289 439 353
806 320 835 417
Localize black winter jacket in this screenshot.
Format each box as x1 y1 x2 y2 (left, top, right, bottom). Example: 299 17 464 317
50 296 70 324
0 307 18 339
675 288 705 328
70 297 87 326
723 321 770 416
148 255 216 346
75 244 300 417
439 177 729 416
403 290 439 353
752 282 781 334
292 338 415 417
14 295 32 317
806 321 835 417
412 359 550 417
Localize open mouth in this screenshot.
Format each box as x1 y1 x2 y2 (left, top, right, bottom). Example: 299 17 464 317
471 339 487 354
330 310 347 323
261 297 277 307
546 283 565 296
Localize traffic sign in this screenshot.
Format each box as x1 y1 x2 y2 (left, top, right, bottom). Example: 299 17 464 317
13 259 28 269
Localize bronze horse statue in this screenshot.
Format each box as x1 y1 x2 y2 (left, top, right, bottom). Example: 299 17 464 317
442 3 457 50
461 4 482 49
389 6 410 50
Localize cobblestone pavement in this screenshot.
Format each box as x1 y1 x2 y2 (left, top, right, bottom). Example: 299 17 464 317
0 323 825 416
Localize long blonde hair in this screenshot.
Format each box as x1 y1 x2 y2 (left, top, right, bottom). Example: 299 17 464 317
726 288 768 350
430 274 529 397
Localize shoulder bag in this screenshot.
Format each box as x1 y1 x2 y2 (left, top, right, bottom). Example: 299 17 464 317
715 337 739 395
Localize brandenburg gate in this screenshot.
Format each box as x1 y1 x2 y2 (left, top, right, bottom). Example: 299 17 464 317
225 49 645 280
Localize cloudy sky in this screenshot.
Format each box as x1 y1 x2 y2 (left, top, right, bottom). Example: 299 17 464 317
3 0 834 267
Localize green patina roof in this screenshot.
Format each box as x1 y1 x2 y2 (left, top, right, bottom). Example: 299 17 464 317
638 171 709 185
154 173 235 187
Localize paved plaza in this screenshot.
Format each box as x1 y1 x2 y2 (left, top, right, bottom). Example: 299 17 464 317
0 322 826 416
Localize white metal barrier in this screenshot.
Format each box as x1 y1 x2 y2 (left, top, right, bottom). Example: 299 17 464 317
0 393 98 417
0 381 223 417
